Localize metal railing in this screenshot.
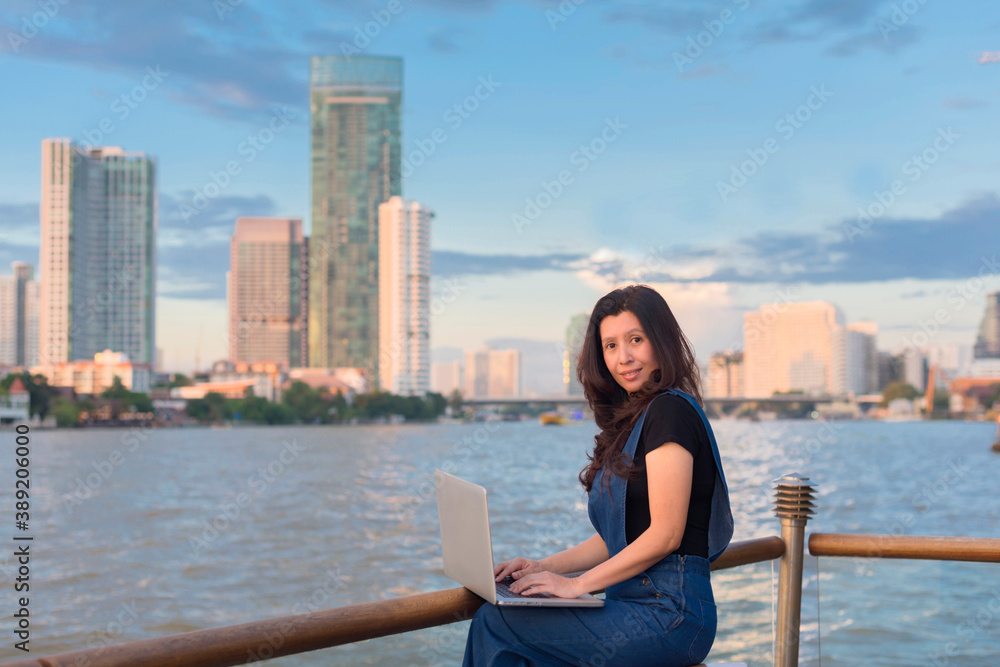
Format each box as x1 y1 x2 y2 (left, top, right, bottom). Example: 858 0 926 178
6 473 999 667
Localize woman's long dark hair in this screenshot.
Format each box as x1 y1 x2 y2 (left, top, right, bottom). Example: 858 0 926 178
578 285 702 493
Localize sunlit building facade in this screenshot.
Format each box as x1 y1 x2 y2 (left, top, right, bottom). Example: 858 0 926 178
33 349 152 395
707 351 744 398
464 347 522 399
228 217 308 367
743 301 845 397
377 197 432 395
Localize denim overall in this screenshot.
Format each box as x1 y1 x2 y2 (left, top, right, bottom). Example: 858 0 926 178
462 389 734 666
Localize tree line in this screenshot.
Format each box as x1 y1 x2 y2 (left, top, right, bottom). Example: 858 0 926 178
184 382 449 425
0 372 450 427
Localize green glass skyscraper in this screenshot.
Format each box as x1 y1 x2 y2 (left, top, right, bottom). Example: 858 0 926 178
309 55 402 374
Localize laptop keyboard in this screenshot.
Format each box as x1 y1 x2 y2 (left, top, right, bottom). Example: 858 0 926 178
496 576 553 599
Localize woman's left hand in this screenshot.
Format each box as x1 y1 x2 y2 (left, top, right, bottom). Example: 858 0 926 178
509 571 586 599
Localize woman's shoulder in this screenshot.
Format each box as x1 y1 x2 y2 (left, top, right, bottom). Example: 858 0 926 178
646 390 699 417
644 391 709 438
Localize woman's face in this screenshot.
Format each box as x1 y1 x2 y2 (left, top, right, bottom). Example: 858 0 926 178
599 310 660 393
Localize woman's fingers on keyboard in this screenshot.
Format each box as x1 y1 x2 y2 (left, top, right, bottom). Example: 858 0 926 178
495 559 517 581
495 557 534 581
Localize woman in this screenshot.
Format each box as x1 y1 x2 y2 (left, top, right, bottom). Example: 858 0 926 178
462 285 734 666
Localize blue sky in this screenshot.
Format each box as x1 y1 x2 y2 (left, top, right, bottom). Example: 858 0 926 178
1 0 998 380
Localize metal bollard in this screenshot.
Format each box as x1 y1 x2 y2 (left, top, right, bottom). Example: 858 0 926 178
773 473 816 667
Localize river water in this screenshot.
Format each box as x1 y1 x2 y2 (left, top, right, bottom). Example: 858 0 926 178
1 418 998 666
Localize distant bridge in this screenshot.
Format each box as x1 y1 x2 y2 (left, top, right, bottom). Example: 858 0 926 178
463 394 884 418
464 394 882 408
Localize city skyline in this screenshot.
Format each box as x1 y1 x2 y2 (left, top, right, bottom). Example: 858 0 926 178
1 2 999 376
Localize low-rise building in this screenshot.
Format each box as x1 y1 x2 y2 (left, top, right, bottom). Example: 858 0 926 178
0 377 30 425
170 378 269 400
284 367 369 400
32 349 152 395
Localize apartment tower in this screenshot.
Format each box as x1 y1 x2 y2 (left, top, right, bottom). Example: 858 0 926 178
228 217 308 366
974 291 1000 359
0 262 39 367
308 55 402 375
39 140 156 364
377 197 432 395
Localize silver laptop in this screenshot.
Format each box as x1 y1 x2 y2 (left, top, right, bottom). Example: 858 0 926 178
434 469 604 607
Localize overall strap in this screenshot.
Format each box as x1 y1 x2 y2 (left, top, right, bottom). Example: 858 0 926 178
663 388 734 562
606 406 650 555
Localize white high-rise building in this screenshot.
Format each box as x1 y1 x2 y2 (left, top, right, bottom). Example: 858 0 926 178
463 347 522 399
378 196 433 395
464 348 490 399
431 360 462 396
39 139 156 365
744 301 846 397
0 263 39 367
901 347 927 392
564 313 588 396
926 343 972 376
843 321 878 395
487 349 522 398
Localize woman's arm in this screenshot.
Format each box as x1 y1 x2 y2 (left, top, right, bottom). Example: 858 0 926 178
494 533 609 581
541 533 610 574
510 442 694 598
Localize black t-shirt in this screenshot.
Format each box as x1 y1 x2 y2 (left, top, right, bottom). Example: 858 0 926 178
624 393 716 557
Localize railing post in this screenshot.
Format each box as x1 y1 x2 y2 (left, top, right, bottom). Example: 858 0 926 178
773 472 816 667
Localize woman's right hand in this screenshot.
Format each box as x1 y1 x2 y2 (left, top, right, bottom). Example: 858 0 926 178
494 557 545 582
